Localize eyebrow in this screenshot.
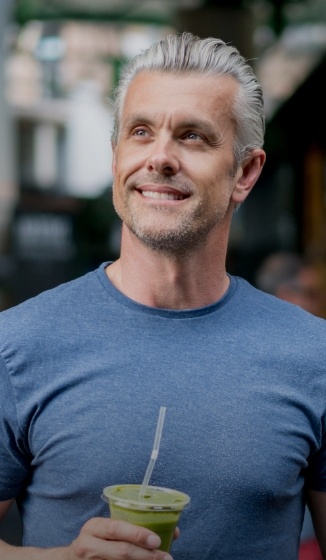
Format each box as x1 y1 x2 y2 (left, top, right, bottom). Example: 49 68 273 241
177 119 221 139
123 114 154 130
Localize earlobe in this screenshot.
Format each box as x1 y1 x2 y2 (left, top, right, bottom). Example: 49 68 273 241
232 149 266 204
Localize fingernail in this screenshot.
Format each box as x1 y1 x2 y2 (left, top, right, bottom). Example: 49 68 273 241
147 534 161 548
163 555 173 560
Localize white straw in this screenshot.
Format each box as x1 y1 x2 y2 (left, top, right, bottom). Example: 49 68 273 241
139 406 166 498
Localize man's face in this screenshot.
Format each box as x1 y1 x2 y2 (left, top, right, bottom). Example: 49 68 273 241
111 71 249 256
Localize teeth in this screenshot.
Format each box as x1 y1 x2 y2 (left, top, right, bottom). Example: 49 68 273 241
142 191 184 201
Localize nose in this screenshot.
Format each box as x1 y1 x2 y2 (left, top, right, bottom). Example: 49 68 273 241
146 137 180 176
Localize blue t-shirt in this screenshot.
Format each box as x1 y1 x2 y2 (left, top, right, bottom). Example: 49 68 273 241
0 262 326 559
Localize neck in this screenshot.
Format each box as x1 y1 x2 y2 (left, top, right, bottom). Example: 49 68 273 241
106 223 231 310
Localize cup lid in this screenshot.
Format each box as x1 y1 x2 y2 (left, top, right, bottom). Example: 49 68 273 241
102 484 190 511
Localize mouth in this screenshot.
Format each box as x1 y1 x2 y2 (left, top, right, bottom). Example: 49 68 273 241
135 182 191 202
140 190 187 201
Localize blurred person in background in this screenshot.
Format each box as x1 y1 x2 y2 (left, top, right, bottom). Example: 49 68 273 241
255 251 325 318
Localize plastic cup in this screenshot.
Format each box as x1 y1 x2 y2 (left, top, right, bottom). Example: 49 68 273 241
102 484 190 552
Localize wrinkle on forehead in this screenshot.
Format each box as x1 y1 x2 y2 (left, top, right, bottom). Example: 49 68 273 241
120 70 238 137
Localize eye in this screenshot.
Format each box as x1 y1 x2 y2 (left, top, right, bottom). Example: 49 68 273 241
132 128 149 138
183 131 204 142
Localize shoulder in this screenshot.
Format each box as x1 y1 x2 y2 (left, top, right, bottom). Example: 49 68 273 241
231 275 326 336
0 266 104 347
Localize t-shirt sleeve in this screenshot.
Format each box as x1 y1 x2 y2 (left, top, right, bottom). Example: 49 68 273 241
0 354 31 500
305 415 326 492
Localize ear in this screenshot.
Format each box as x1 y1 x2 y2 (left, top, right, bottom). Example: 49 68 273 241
231 149 266 205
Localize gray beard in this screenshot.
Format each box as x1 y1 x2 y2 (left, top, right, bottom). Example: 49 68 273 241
114 172 233 257
130 226 205 258
127 205 228 258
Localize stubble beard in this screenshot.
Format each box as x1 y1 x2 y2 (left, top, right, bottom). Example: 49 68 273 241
117 199 230 258
113 174 231 258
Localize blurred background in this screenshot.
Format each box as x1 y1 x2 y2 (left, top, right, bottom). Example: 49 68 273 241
0 0 326 550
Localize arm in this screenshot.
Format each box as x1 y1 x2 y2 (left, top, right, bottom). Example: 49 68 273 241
0 504 172 560
307 489 326 559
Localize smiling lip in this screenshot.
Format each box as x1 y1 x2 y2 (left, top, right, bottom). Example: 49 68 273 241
142 191 185 201
136 185 190 201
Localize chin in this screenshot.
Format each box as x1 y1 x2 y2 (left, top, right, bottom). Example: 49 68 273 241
132 224 210 258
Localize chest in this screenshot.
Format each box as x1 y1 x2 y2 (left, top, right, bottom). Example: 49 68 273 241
26 346 317 505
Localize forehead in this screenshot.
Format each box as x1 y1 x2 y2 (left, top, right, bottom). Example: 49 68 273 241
121 70 238 127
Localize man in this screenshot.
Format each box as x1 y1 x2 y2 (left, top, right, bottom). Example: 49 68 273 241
0 32 325 560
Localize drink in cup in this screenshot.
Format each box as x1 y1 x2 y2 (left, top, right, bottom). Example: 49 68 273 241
102 484 190 552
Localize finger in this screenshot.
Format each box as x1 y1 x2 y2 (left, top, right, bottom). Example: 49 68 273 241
173 527 180 540
82 518 162 550
85 539 173 560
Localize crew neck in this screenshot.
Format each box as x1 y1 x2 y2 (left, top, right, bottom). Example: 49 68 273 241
97 262 238 318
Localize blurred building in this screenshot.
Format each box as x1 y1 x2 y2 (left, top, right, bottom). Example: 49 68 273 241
228 21 326 283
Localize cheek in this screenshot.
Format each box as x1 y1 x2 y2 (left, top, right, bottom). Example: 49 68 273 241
115 141 149 171
205 172 235 202
112 181 125 220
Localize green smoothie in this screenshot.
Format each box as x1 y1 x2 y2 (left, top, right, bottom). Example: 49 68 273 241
102 484 190 552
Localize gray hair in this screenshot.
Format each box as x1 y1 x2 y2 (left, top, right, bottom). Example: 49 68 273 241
111 31 265 165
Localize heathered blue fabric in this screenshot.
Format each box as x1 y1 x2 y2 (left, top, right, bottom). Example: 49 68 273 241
0 262 326 559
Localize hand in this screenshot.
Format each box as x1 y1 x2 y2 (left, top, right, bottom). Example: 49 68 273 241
66 517 174 559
